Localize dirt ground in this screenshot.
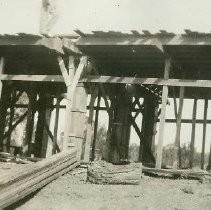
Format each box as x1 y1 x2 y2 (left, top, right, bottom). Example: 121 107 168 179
15 167 211 210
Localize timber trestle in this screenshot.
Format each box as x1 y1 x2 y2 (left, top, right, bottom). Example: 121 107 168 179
0 30 211 206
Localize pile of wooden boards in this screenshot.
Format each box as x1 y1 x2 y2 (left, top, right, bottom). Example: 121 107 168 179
87 161 142 185
0 150 79 209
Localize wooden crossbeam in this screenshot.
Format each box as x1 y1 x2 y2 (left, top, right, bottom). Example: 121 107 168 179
81 76 211 88
157 119 211 124
0 74 64 82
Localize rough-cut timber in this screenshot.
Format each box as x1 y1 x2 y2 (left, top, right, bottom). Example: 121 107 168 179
87 161 142 185
0 150 79 209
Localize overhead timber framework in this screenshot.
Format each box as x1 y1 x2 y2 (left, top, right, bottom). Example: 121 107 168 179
0 30 211 170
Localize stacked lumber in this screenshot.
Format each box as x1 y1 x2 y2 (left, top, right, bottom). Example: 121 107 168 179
87 161 142 185
0 150 79 209
142 167 211 181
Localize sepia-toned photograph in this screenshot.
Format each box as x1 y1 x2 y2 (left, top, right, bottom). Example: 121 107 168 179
0 0 211 209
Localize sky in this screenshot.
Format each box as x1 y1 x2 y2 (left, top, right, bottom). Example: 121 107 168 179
0 0 211 153
0 0 211 34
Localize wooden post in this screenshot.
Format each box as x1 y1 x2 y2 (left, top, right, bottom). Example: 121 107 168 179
91 95 101 161
108 88 132 164
201 99 208 170
155 58 171 169
0 57 6 151
140 97 158 165
6 89 16 153
84 89 98 162
62 56 87 151
52 90 61 154
34 92 46 157
70 83 87 161
208 143 211 171
0 85 11 152
41 96 53 158
189 98 197 168
23 83 37 157
173 87 185 169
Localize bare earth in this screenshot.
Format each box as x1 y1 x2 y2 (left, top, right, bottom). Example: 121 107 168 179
16 167 211 210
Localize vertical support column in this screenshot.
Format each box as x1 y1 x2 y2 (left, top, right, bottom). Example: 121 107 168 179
0 57 6 151
6 89 16 153
108 88 132 164
201 99 208 170
62 56 75 150
52 90 61 154
41 97 53 158
140 97 158 164
91 94 101 161
189 98 197 168
155 58 170 169
84 89 98 162
34 92 46 157
23 83 37 157
70 83 87 161
207 142 211 171
173 87 185 169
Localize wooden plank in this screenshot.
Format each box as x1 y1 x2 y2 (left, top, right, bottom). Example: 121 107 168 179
142 167 211 180
201 99 208 170
155 58 170 169
91 95 101 161
84 89 98 162
173 87 185 169
189 99 197 168
81 75 211 88
0 74 64 82
0 150 79 209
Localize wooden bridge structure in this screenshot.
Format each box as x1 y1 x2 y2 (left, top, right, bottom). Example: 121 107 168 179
0 30 211 170
0 29 211 207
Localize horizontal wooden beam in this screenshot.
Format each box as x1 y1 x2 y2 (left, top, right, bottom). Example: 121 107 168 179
76 34 211 46
81 76 211 88
0 75 64 82
0 36 64 54
158 119 211 124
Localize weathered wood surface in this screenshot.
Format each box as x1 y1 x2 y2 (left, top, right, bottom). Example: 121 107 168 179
87 161 142 185
142 167 211 182
156 58 170 169
81 75 211 88
0 150 79 209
